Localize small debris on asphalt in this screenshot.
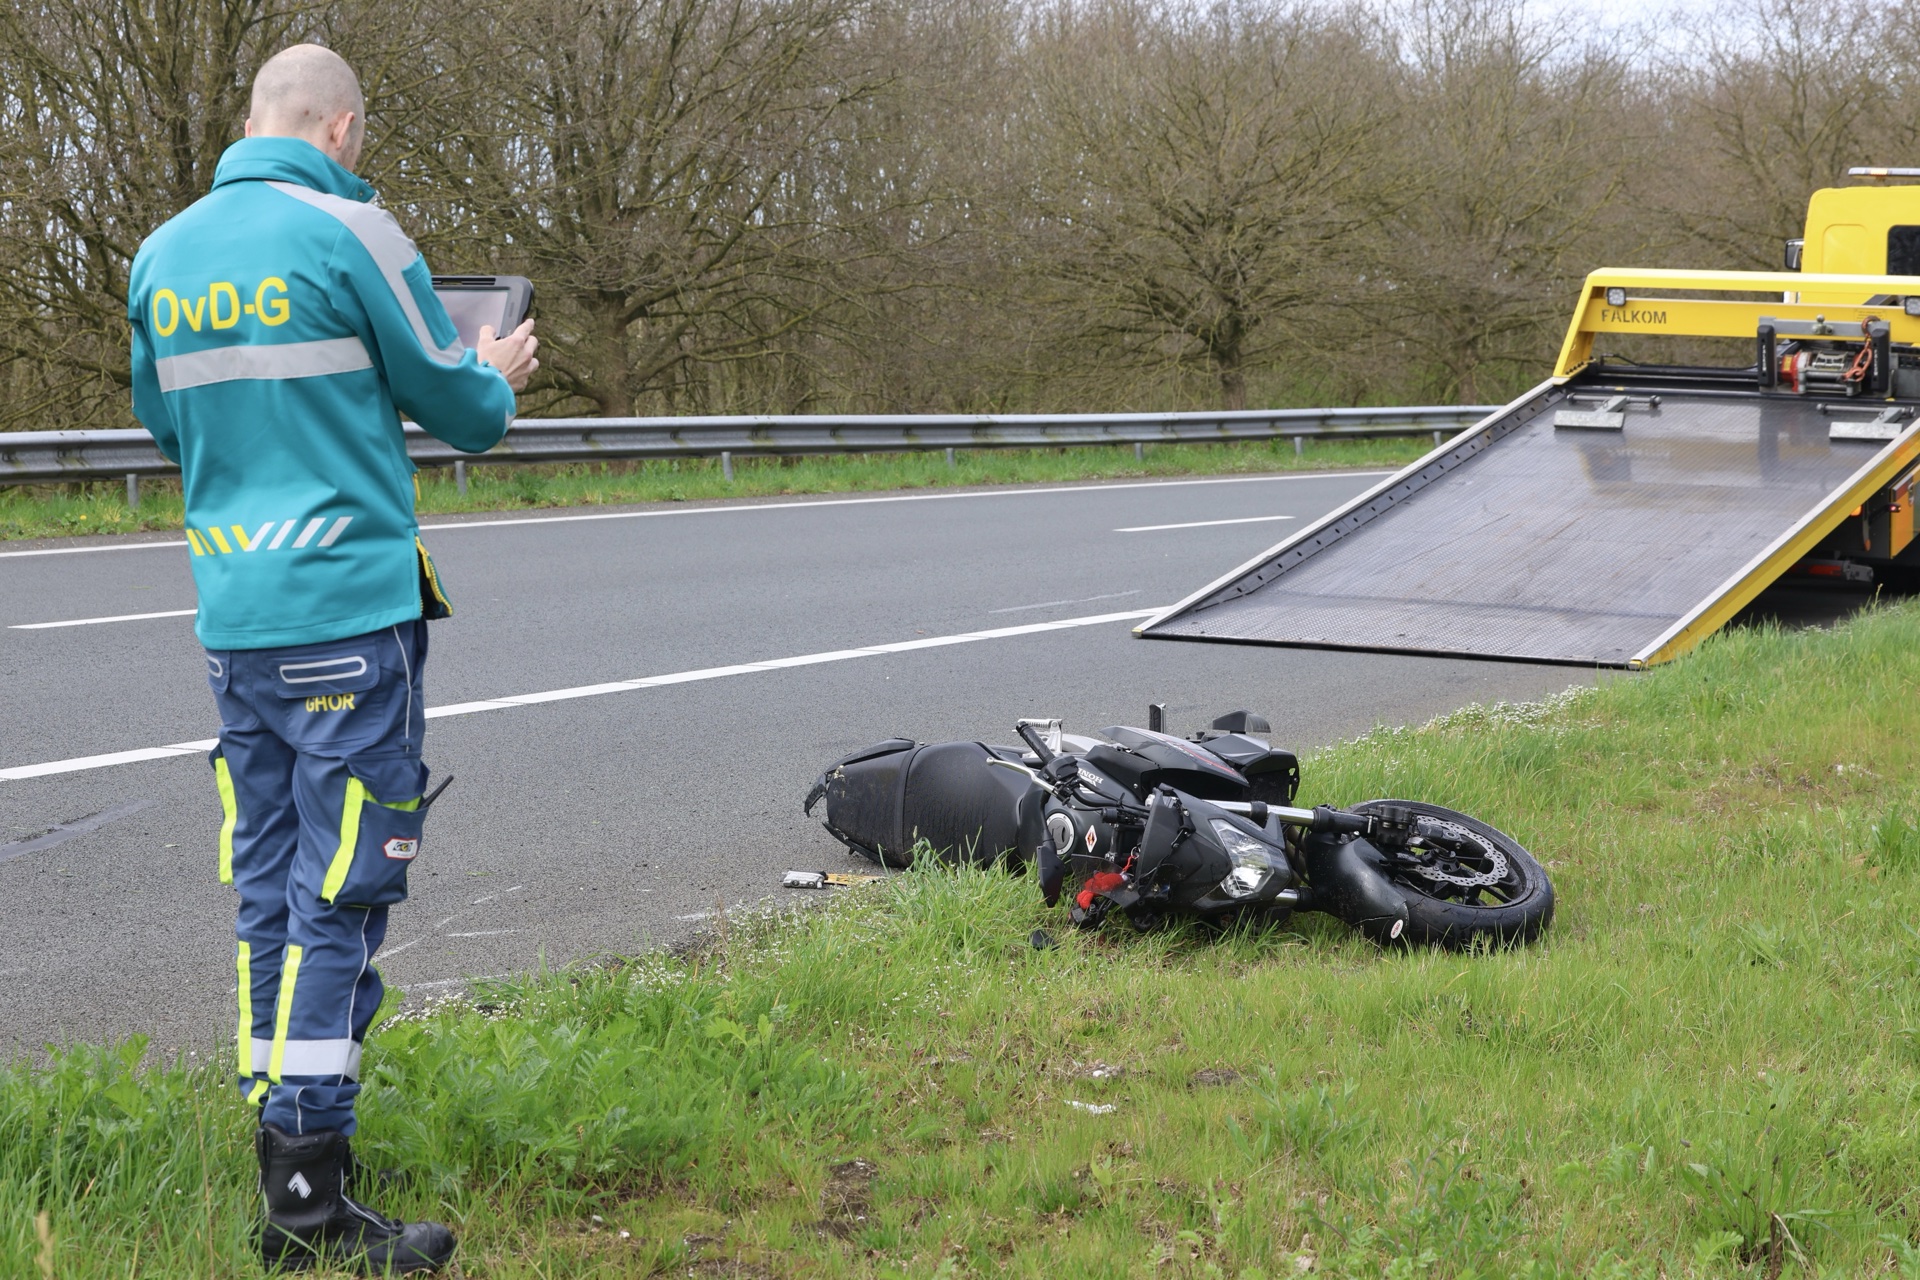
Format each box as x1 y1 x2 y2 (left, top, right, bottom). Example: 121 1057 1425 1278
784 870 886 890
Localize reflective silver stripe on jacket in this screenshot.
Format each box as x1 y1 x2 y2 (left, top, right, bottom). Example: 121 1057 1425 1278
154 337 374 391
263 180 465 367
253 1036 363 1079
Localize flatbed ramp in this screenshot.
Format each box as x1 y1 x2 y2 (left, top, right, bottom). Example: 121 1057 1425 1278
1137 382 1920 667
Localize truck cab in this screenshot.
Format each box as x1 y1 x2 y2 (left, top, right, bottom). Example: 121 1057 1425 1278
1792 170 1920 301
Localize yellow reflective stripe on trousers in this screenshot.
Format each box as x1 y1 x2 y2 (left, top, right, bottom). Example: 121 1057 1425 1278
247 1079 268 1105
268 943 303 1083
236 940 252 1077
320 777 368 902
214 755 239 884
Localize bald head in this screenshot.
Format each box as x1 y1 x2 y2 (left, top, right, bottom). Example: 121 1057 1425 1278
246 45 365 171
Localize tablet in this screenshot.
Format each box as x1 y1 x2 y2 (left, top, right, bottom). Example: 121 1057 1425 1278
430 275 535 349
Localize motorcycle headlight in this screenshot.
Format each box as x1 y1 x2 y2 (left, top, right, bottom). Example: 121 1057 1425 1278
1209 819 1278 899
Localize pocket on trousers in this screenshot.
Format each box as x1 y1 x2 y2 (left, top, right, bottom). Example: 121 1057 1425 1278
272 638 389 754
319 755 431 908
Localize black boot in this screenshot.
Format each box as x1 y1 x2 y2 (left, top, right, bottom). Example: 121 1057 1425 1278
257 1122 456 1275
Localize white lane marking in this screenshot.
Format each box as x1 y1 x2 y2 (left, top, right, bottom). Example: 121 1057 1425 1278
988 589 1140 615
412 473 1382 535
0 541 184 560
2 741 221 780
9 608 196 630
420 608 1158 720
0 607 1159 782
1114 515 1298 533
381 937 425 958
0 471 1391 560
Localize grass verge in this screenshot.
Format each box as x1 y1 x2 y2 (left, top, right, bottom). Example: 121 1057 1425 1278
13 602 1920 1276
0 437 1430 541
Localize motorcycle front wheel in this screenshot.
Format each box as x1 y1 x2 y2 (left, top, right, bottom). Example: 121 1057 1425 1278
1349 800 1554 948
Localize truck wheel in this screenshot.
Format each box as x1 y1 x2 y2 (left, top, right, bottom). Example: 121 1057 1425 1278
1349 800 1554 947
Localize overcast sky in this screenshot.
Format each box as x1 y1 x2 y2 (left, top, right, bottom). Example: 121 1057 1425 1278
1552 0 1735 55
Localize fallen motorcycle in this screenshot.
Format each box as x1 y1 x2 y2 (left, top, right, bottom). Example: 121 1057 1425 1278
803 709 1553 947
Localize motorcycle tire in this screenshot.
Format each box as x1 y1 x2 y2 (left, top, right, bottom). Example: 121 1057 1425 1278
1349 800 1553 948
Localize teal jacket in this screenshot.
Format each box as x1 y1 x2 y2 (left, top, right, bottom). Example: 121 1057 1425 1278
129 137 515 650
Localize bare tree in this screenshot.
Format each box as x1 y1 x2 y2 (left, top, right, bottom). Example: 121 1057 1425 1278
418 0 904 417
1019 0 1393 410
0 0 305 428
1668 3 1905 271
1364 0 1639 402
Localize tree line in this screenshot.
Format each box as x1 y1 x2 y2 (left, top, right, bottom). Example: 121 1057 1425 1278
3 0 1919 431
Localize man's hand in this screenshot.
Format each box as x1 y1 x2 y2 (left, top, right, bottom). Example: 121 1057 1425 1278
476 319 539 392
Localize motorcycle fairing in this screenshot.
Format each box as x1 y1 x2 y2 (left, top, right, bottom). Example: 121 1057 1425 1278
1101 727 1250 800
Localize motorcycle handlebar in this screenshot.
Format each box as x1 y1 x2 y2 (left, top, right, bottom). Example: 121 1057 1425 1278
1212 799 1315 825
1016 721 1057 763
1210 800 1373 836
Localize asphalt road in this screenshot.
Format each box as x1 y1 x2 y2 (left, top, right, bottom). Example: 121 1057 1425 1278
0 471 1596 1059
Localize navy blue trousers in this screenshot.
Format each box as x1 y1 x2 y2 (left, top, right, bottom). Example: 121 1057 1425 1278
206 621 432 1135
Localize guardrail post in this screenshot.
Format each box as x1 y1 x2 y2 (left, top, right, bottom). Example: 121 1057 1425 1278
454 460 468 497
1134 442 1144 461
1293 437 1303 457
1433 430 1443 445
945 447 955 468
721 451 734 483
125 474 138 509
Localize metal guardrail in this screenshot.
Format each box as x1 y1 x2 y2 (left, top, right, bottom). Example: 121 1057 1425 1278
0 405 1496 488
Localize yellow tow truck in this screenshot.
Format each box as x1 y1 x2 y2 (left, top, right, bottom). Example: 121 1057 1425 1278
1139 170 1920 668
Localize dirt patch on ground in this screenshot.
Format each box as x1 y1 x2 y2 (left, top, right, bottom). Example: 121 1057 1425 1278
817 1158 880 1238
1189 1067 1242 1088
684 1261 780 1279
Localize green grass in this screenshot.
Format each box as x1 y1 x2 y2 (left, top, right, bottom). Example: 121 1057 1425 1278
0 437 1431 541
15 601 1920 1276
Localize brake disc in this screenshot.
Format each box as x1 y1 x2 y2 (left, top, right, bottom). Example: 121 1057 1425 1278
1405 819 1509 888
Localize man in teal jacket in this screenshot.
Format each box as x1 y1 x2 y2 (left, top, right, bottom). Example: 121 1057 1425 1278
128 44 537 1276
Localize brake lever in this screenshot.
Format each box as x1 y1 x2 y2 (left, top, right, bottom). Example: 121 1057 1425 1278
987 757 1070 799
